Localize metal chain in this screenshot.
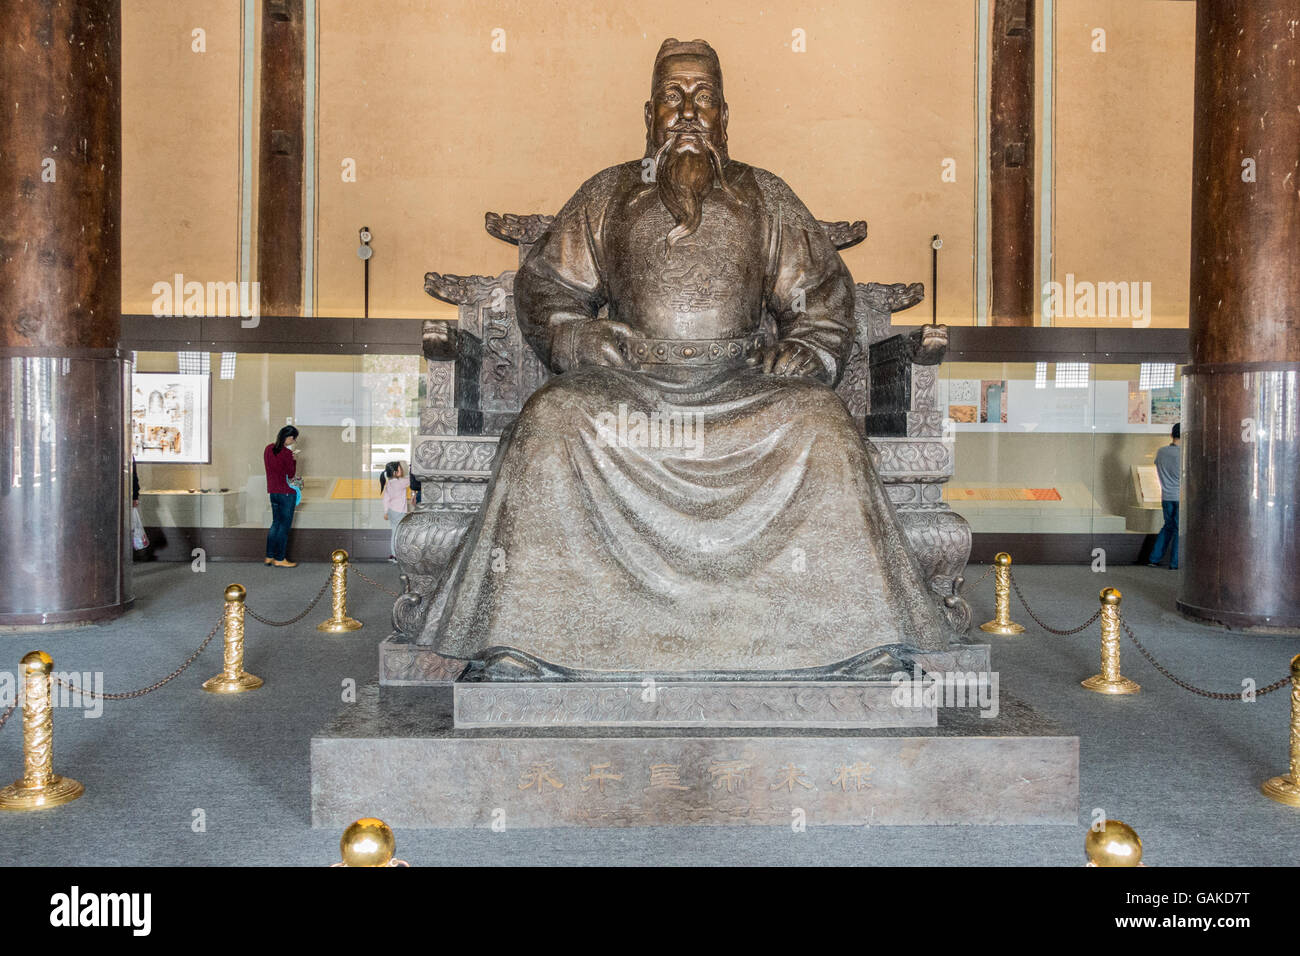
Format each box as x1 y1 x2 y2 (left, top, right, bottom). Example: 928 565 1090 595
1121 620 1293 700
0 702 15 733
52 614 224 702
245 576 331 626
349 565 400 598
1008 570 1102 635
962 564 995 593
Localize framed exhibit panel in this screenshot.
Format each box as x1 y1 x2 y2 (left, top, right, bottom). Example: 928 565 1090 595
130 371 211 463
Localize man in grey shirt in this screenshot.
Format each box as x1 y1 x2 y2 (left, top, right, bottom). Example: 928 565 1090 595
1149 422 1181 570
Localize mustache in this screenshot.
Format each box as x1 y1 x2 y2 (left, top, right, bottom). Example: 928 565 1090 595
644 131 741 201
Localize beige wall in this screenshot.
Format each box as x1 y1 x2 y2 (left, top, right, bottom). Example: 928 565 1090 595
1050 0 1195 328
314 0 979 322
122 1 244 315
121 1 1197 328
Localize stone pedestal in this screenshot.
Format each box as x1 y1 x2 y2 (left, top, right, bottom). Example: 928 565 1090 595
453 680 939 729
379 636 993 689
311 681 1078 828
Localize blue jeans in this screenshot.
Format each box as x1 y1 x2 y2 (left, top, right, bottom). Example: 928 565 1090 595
267 493 296 560
1150 500 1179 569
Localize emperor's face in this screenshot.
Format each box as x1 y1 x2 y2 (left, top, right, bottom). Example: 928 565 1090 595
645 54 728 157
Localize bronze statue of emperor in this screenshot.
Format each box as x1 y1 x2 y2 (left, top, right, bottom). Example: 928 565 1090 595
417 38 956 679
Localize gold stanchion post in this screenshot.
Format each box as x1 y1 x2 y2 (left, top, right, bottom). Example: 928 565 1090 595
1261 654 1300 807
1084 820 1143 866
979 552 1024 634
1081 587 1140 695
318 549 363 633
202 584 263 693
0 651 85 811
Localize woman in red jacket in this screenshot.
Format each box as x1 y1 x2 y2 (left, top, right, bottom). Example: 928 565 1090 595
264 425 299 567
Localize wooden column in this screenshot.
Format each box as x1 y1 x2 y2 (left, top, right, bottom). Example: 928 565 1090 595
0 0 130 625
1179 0 1300 629
256 0 306 316
988 0 1035 327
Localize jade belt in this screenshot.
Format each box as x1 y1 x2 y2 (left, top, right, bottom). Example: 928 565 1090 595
623 332 772 365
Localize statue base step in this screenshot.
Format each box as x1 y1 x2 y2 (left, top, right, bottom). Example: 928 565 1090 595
378 635 992 689
454 680 940 729
311 681 1077 828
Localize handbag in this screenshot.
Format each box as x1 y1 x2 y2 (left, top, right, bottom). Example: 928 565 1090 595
288 476 304 507
130 508 149 550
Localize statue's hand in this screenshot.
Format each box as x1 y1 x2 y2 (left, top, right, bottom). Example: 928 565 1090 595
555 320 638 373
764 341 825 379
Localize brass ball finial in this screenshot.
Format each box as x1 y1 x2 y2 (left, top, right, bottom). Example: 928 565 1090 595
20 650 53 674
994 552 1012 567
331 549 349 565
340 818 395 867
1085 821 1142 866
224 583 246 603
1100 587 1122 605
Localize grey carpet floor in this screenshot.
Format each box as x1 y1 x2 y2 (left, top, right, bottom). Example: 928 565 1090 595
0 560 1296 866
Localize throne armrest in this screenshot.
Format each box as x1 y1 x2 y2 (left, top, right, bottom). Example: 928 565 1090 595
907 324 949 367
421 320 460 362
865 326 949 436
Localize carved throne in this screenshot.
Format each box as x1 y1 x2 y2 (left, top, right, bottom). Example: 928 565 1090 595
389 211 973 666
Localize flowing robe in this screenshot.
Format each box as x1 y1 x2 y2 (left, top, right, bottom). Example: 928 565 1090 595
418 159 953 674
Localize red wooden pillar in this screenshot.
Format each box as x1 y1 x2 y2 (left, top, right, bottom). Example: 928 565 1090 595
1179 0 1300 629
0 0 129 625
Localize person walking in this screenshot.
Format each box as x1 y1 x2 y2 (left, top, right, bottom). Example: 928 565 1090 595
380 460 410 563
130 456 150 554
1149 422 1181 570
264 425 300 567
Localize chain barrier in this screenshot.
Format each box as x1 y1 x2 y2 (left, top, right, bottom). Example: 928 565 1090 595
350 565 401 599
1121 620 1292 701
5 561 372 716
14 557 1293 716
245 575 332 627
962 563 995 594
1007 570 1102 635
51 614 224 702
1001 567 1292 700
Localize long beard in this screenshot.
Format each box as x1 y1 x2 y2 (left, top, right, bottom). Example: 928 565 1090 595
647 132 738 250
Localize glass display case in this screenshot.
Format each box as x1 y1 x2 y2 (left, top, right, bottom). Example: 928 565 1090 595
133 349 1185 550
940 360 1183 538
132 350 423 535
